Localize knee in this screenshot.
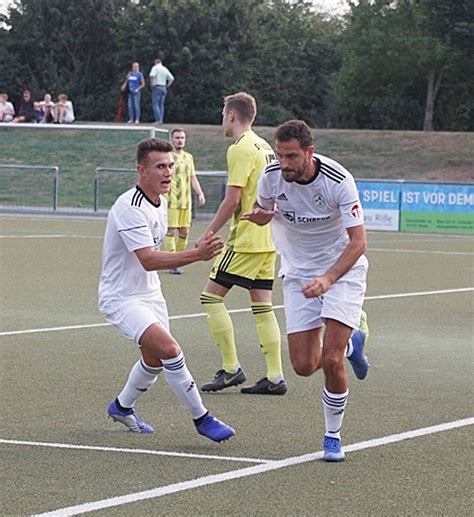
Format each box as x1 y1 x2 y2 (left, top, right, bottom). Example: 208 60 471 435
292 358 318 377
159 340 181 360
321 351 345 377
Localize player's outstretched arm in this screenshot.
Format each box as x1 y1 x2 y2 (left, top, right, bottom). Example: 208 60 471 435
135 231 224 271
241 203 275 226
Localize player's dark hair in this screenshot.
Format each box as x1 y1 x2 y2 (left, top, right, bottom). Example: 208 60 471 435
224 92 256 123
275 120 313 149
136 138 173 164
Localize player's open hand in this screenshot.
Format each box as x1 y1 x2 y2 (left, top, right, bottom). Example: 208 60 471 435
194 230 224 260
302 276 331 298
241 206 275 225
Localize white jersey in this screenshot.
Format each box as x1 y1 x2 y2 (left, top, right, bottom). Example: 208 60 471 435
98 186 168 312
257 153 367 278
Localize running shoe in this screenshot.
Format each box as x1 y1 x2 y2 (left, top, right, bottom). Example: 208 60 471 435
347 310 370 380
107 400 154 433
201 368 246 392
195 412 235 442
323 435 345 462
240 377 288 395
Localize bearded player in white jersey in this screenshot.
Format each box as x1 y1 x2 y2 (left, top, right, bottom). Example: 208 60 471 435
98 137 234 443
242 120 370 461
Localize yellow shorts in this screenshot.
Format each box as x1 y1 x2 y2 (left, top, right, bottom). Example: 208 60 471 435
209 247 276 290
167 208 191 228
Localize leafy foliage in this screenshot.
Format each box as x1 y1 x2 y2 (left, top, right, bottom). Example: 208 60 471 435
0 0 471 130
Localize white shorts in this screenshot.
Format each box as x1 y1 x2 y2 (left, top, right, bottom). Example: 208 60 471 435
282 263 368 334
102 297 169 344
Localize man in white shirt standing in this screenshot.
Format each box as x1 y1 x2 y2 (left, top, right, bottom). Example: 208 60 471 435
98 137 234 442
149 58 174 123
242 120 370 462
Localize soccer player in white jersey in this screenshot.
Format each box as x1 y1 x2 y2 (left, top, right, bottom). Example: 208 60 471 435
98 138 234 442
242 120 370 461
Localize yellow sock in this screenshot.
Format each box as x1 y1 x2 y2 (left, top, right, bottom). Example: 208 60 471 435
164 234 176 252
176 234 188 252
200 291 238 373
252 302 283 382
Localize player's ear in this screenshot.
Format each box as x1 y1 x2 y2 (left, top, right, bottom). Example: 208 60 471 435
305 145 315 159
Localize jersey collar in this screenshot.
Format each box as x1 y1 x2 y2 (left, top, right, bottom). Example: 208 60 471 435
295 157 320 185
136 186 161 207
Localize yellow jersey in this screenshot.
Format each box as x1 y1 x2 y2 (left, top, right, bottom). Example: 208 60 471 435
226 130 275 253
165 151 195 209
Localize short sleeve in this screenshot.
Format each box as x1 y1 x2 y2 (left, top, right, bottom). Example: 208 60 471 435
227 145 253 187
189 154 196 176
114 207 154 252
338 177 365 228
256 173 274 210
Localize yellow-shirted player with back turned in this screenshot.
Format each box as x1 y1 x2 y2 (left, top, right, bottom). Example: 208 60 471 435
198 92 287 395
164 128 205 274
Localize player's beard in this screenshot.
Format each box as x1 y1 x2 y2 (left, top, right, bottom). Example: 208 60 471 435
282 159 314 183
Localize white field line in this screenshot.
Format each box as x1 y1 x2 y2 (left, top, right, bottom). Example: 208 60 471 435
1 232 471 250
368 248 473 256
0 287 472 337
0 439 268 464
0 234 102 239
32 417 474 517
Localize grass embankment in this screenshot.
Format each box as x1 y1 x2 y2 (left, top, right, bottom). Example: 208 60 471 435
0 123 472 209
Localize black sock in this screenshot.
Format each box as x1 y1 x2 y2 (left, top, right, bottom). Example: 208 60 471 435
193 411 209 426
115 398 132 412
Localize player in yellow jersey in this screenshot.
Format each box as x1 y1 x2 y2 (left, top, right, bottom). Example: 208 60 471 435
198 92 287 395
164 128 206 274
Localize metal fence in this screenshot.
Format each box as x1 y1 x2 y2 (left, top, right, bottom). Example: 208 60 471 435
0 122 168 140
0 164 59 211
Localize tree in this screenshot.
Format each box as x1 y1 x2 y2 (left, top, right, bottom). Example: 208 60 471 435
329 0 473 130
1 0 127 119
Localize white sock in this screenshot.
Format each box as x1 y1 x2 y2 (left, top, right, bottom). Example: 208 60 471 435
345 335 354 357
322 387 349 440
117 359 162 408
162 353 207 420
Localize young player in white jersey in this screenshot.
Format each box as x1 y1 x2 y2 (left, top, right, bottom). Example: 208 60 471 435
242 120 370 461
98 137 234 442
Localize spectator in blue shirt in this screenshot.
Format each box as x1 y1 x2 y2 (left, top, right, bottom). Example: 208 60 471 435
122 62 145 124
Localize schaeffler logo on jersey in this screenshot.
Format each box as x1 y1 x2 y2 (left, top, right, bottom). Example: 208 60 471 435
350 203 362 218
281 210 296 223
281 210 330 224
312 193 326 206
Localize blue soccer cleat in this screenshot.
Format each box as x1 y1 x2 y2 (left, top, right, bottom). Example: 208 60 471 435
195 412 235 442
107 400 154 433
323 435 345 462
347 310 370 380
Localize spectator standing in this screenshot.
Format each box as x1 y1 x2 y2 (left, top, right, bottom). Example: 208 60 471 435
54 94 75 124
39 93 55 123
122 62 145 124
164 128 206 275
149 58 174 123
12 90 35 123
0 93 15 122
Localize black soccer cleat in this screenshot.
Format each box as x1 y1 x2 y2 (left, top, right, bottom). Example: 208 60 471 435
201 368 246 392
240 377 288 395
